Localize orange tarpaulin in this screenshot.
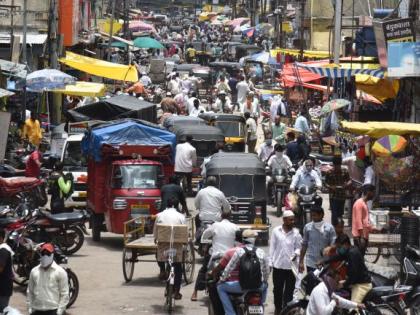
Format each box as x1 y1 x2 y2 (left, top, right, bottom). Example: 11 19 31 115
280 62 328 87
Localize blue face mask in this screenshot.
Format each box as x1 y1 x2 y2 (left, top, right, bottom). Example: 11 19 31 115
337 247 348 256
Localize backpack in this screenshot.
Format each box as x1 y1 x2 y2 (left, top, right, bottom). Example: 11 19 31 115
239 246 262 290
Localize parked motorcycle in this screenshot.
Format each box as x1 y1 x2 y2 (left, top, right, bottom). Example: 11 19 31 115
0 175 47 208
7 230 79 308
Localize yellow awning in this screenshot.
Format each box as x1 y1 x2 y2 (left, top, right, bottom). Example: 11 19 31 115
271 49 330 59
341 121 420 138
59 52 138 82
53 81 106 97
355 74 399 102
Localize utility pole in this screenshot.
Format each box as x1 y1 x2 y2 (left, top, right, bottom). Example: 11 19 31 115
22 0 27 65
48 0 58 69
333 0 342 64
107 0 116 61
299 0 305 61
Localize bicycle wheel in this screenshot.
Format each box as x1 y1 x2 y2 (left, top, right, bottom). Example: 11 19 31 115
183 241 196 284
165 282 174 313
122 248 135 282
365 246 381 264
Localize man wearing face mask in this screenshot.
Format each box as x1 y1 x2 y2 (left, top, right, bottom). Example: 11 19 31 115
258 133 275 163
299 207 336 274
27 243 69 315
267 144 292 202
271 115 286 145
290 159 322 192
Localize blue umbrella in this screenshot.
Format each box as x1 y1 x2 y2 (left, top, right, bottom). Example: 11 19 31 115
26 69 76 92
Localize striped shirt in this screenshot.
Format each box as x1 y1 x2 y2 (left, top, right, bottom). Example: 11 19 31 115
302 222 336 268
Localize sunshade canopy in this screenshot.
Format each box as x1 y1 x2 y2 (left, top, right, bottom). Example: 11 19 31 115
341 121 420 138
82 119 176 162
372 135 408 157
53 81 106 97
133 37 164 49
59 51 138 82
206 152 265 176
67 95 156 123
173 125 225 142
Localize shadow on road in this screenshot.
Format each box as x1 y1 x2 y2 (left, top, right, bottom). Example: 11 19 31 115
85 233 124 251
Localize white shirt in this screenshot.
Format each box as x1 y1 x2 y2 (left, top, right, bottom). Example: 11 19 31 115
201 219 239 255
189 106 206 117
268 154 293 172
236 81 250 104
258 143 275 163
168 79 180 95
363 166 375 185
155 207 186 226
214 97 232 112
246 117 257 141
290 169 322 190
269 225 302 269
175 142 197 173
187 97 198 113
140 75 152 87
195 186 231 222
27 262 69 315
307 282 357 315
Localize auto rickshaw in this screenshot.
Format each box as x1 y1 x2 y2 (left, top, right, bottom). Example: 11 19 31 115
209 62 241 84
199 113 246 152
163 115 205 132
173 124 225 191
205 152 270 244
235 44 263 60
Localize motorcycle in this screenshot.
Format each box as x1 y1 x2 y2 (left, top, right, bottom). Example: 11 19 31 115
295 185 320 232
6 229 79 308
0 208 88 255
270 168 294 218
0 175 47 208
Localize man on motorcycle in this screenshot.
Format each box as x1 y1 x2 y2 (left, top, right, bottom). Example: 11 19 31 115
326 234 372 304
217 230 270 315
307 269 365 315
49 161 73 214
191 211 239 301
290 159 322 192
267 144 292 203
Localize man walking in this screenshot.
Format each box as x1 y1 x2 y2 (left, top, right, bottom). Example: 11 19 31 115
244 112 257 154
269 211 302 314
160 175 189 215
175 135 197 196
27 243 69 315
0 229 13 314
299 207 336 273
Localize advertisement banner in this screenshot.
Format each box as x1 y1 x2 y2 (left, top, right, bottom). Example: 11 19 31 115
388 42 420 77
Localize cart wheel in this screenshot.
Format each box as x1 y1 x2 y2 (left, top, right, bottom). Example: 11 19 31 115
183 241 196 284
123 248 135 282
365 246 381 264
165 281 174 313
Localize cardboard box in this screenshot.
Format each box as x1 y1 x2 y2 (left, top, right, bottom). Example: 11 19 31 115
157 242 184 263
156 224 188 244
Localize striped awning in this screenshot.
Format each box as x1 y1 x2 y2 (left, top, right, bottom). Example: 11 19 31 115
295 62 386 79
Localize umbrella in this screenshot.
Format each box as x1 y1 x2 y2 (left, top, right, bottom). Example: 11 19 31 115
129 20 156 32
226 17 250 27
250 51 277 64
26 69 76 92
372 135 408 157
133 37 164 49
321 98 351 115
111 41 128 49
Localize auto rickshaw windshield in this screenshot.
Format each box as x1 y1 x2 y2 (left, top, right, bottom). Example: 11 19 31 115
218 174 266 199
112 165 159 189
215 121 244 138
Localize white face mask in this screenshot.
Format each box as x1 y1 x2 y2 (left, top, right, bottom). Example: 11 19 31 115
40 254 54 268
276 152 283 158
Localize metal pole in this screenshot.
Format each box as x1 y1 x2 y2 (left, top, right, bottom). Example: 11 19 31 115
333 0 342 64
22 0 27 65
107 0 116 61
299 0 305 61
9 0 14 60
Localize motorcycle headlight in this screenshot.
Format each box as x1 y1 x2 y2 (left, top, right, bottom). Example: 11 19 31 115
275 175 285 182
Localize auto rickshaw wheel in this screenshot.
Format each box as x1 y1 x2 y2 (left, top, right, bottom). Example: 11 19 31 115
122 248 136 282
182 241 196 284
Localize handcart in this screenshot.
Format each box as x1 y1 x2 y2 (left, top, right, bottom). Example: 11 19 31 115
122 215 196 284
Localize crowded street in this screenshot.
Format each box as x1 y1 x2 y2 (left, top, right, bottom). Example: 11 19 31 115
0 1 420 315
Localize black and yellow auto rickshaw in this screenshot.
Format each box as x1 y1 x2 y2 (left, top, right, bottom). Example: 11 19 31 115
209 61 241 84
173 124 225 191
163 115 205 132
199 113 246 152
205 152 270 244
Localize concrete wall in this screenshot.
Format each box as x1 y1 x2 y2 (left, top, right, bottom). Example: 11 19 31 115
0 0 49 32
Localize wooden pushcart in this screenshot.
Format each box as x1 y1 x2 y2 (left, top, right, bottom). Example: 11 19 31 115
122 216 196 284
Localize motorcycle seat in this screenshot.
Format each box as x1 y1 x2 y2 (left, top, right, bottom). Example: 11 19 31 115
0 176 40 188
369 286 395 297
43 210 86 224
0 216 19 227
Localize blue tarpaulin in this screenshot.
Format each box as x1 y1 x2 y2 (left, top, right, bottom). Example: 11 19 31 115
82 120 176 161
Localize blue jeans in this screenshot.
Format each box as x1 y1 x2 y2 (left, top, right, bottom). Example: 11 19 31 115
217 281 267 315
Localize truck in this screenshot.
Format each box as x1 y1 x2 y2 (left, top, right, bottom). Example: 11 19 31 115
82 120 176 241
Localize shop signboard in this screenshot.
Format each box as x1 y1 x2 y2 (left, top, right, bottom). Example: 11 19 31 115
388 42 420 77
373 18 415 68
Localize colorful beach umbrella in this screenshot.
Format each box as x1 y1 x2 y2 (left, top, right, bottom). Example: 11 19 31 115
321 98 351 115
372 135 408 156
